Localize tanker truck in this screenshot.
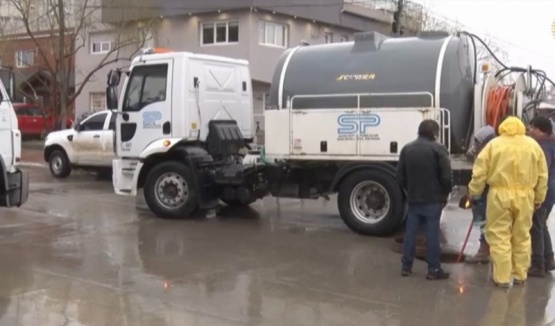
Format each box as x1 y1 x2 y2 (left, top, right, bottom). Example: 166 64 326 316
107 31 550 236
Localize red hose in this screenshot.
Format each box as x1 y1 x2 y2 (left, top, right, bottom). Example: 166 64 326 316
485 86 512 127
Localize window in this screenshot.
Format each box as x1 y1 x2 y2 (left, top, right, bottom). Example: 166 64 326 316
15 109 27 116
15 50 34 68
258 21 287 47
14 107 42 116
90 92 106 112
81 112 107 131
201 21 239 45
324 32 333 44
91 41 113 54
26 107 43 116
340 35 349 42
123 64 168 112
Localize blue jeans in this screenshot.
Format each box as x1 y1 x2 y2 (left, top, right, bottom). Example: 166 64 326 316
474 187 489 242
401 203 443 272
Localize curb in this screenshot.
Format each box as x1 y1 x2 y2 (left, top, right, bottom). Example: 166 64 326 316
19 162 48 168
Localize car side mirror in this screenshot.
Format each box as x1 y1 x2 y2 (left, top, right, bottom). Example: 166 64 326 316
74 123 82 132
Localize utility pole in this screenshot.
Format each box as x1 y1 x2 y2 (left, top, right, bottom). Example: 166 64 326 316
392 0 404 36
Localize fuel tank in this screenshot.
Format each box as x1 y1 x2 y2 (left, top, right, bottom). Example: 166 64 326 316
268 31 475 154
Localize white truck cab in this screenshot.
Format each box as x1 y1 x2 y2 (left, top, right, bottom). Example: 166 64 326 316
108 49 254 217
44 110 116 178
0 67 29 207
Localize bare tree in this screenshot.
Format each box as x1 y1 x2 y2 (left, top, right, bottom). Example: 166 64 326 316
0 0 156 129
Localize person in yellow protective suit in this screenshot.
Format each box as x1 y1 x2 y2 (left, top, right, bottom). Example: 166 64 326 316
468 116 548 287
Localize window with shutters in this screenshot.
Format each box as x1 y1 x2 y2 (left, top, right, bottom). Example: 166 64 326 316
90 92 106 112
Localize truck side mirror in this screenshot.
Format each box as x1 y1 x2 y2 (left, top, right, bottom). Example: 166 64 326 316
107 69 121 87
106 86 118 111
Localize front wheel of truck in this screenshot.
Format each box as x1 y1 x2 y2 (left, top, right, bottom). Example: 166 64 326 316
144 161 198 219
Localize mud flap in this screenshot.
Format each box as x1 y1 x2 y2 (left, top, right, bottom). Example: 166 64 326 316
0 168 29 207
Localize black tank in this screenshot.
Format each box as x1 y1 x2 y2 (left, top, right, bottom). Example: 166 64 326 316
268 31 475 154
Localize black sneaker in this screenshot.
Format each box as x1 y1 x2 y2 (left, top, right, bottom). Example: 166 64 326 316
528 266 546 278
426 268 450 280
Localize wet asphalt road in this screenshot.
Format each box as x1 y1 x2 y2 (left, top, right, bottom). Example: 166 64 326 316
0 166 554 326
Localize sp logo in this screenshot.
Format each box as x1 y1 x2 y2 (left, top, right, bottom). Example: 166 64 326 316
142 111 162 129
337 113 380 135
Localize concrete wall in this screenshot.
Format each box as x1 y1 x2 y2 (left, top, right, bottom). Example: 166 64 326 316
74 23 153 117
75 9 377 117
156 10 359 82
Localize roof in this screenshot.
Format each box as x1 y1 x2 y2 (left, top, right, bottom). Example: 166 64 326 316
133 51 250 66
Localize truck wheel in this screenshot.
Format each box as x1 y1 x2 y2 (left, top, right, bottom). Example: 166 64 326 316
49 150 71 179
144 161 198 219
337 169 404 236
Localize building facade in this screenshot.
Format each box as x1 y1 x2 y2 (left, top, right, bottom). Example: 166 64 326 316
75 1 406 134
0 33 75 114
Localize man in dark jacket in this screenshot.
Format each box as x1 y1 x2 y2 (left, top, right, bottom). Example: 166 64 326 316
397 119 452 280
527 116 555 276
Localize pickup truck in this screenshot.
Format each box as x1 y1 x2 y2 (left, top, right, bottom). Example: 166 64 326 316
43 110 115 178
14 103 73 139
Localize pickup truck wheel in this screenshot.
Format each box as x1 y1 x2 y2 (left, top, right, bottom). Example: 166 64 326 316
49 150 71 179
337 169 404 236
144 161 198 219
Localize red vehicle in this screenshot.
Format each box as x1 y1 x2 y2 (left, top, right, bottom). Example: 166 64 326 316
13 103 73 139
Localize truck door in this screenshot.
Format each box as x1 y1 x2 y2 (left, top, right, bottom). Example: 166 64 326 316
26 106 45 136
73 111 108 165
102 112 116 164
0 96 14 166
117 60 172 158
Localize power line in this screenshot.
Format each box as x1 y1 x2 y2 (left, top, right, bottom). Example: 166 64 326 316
422 9 555 61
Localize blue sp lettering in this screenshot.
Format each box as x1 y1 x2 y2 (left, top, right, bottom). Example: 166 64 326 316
337 114 357 134
143 111 162 124
337 113 380 135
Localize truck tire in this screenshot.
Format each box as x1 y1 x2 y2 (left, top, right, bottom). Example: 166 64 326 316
144 161 198 219
337 169 404 236
49 150 71 179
